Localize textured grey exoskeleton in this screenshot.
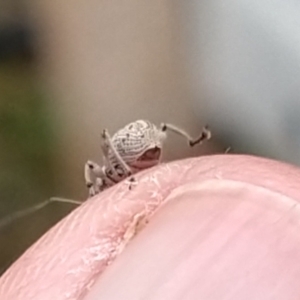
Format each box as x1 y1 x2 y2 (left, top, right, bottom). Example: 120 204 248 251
85 120 211 196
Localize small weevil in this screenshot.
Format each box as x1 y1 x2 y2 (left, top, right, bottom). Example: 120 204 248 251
0 120 211 230
85 120 211 196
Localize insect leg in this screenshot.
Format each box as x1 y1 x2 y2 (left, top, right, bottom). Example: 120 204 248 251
84 160 106 196
101 129 132 176
224 147 232 154
100 142 119 180
160 123 211 147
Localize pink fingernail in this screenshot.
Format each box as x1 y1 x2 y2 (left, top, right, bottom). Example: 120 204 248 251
83 180 300 300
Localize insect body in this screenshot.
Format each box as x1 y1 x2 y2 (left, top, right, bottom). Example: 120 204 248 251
85 120 211 196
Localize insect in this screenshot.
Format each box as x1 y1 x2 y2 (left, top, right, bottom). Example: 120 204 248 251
0 120 211 231
85 120 211 196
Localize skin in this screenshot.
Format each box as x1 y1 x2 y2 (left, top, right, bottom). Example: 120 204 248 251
1 154 300 299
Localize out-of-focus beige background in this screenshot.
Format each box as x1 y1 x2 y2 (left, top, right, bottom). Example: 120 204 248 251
0 1 219 274
32 1 217 199
2 0 300 275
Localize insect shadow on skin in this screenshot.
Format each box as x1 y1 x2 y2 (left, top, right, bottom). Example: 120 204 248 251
0 120 211 231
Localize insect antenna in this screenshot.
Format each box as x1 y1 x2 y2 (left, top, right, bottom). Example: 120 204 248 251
161 123 211 146
0 197 82 232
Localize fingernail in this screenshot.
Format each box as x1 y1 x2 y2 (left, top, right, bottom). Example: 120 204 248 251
83 180 300 300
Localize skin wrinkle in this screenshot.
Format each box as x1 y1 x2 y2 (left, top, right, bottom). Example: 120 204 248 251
77 162 187 299
0 159 186 300
1 154 300 299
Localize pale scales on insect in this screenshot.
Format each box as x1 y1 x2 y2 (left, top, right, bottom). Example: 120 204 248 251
85 120 211 196
108 120 166 168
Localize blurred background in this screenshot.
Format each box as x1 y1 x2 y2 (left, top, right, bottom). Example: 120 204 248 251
0 0 300 274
